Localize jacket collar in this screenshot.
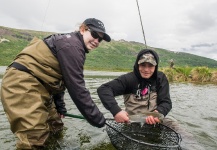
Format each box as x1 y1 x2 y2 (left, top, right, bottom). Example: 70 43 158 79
75 31 89 53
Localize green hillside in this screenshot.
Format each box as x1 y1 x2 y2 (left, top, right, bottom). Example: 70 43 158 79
1 26 217 71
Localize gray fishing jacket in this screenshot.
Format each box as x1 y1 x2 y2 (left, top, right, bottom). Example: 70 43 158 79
44 32 105 127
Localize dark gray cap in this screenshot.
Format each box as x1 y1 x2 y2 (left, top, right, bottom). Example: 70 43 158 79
83 18 111 42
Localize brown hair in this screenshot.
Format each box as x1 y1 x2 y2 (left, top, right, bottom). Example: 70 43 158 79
79 23 89 31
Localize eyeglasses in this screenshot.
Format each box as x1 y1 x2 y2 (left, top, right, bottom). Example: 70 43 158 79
87 29 103 42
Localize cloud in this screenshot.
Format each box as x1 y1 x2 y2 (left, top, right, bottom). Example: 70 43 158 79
191 43 217 48
0 0 217 61
182 43 217 60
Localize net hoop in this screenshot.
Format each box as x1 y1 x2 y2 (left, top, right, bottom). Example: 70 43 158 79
105 119 181 150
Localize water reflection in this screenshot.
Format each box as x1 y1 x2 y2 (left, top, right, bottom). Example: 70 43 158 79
0 70 217 150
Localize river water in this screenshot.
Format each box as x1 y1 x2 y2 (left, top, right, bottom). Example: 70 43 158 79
0 67 217 150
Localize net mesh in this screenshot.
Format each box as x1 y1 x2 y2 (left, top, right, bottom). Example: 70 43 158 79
106 119 181 150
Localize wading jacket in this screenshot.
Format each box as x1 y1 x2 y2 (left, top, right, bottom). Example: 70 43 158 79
43 32 106 128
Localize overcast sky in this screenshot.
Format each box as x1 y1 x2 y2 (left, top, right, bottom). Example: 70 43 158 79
1 0 217 60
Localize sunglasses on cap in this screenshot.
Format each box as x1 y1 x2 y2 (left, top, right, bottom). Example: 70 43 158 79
87 29 103 42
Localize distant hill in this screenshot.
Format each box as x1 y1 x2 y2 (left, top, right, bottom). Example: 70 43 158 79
0 26 217 71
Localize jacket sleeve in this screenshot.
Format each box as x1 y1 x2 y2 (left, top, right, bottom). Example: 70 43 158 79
156 72 172 116
54 34 105 128
53 92 67 115
97 74 131 116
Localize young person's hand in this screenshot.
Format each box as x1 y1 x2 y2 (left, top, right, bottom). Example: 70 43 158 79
145 110 161 124
145 115 160 124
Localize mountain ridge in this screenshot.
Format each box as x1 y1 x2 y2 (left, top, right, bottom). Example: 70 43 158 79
0 26 217 70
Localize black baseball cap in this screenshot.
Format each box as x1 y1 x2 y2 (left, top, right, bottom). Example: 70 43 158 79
83 18 111 42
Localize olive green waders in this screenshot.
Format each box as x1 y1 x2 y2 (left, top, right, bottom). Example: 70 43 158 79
1 68 63 149
1 38 64 149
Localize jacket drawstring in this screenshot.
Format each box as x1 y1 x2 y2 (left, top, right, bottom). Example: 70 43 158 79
147 84 151 109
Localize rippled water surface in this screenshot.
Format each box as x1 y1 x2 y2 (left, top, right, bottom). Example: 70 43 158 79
0 68 217 150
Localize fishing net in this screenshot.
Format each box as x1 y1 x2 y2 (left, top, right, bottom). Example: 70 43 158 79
106 119 181 150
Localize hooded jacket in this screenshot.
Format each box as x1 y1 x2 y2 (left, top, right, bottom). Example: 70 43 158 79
97 49 172 116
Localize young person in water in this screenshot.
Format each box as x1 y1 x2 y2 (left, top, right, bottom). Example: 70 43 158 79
97 49 172 124
98 49 207 149
1 18 110 149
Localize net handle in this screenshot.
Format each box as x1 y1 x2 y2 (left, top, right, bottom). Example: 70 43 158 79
65 113 117 120
64 113 85 119
64 113 114 120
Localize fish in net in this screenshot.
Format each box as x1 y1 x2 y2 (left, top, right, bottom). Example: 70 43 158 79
105 119 182 150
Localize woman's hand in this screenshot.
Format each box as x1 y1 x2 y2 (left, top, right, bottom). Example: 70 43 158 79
58 113 65 118
114 110 129 123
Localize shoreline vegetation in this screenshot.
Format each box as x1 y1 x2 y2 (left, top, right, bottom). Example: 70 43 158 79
84 66 217 84
2 66 216 85
79 66 217 85
161 66 217 84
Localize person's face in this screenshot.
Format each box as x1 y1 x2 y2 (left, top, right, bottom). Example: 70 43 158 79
139 62 156 79
80 28 104 51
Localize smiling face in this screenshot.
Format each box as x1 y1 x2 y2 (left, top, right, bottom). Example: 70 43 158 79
139 62 156 79
80 25 104 51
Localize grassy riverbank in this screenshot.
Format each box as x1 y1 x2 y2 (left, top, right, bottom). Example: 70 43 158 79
161 66 217 84
84 66 217 84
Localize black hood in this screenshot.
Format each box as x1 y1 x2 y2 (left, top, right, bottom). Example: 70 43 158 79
133 49 159 84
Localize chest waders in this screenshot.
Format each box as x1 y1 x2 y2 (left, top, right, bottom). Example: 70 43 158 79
1 37 65 149
123 93 196 149
124 91 158 115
